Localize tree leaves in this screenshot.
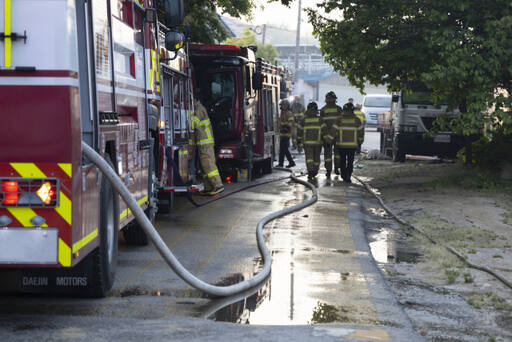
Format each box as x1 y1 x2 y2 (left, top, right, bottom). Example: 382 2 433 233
225 28 279 63
308 0 512 136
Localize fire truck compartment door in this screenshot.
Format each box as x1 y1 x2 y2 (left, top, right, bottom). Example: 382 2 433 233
0 228 58 264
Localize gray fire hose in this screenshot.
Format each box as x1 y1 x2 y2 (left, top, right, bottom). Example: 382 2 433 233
82 142 317 297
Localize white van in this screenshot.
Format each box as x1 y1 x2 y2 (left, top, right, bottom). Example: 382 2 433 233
362 94 392 125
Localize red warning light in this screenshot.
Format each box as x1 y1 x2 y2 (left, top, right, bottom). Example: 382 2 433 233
226 176 232 183
1 181 20 206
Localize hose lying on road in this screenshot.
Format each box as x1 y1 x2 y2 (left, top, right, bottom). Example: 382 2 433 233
82 142 317 297
166 147 293 208
352 174 512 290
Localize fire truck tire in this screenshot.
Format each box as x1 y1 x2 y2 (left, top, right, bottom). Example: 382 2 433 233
89 155 119 297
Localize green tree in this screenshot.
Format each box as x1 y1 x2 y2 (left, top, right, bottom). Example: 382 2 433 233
225 28 279 63
184 0 254 44
307 1 512 138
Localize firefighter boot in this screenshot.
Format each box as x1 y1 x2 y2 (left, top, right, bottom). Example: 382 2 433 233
334 168 340 175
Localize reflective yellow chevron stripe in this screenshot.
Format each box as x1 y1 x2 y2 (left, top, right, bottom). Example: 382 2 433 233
72 229 98 254
8 162 73 267
7 208 49 227
58 238 71 267
4 0 11 67
58 163 72 178
120 195 148 220
10 163 46 178
56 192 72 225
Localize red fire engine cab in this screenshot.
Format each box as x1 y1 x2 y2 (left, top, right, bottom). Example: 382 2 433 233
190 45 281 180
0 0 189 297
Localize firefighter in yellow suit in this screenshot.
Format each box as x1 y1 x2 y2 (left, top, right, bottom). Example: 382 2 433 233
192 99 224 195
277 100 296 168
297 102 328 179
331 102 364 183
354 103 366 154
320 91 342 178
290 96 305 152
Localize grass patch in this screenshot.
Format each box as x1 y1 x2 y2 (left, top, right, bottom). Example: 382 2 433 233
466 292 512 311
463 272 474 283
410 215 507 249
445 269 460 284
424 169 512 193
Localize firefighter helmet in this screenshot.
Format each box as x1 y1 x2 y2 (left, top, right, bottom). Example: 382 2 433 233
280 99 290 109
325 91 337 100
307 102 318 111
343 102 355 112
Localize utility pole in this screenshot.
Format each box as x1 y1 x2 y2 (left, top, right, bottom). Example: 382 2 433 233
262 24 267 44
294 0 302 83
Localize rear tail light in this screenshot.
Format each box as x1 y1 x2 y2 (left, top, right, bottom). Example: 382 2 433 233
36 182 56 205
1 181 20 205
0 178 59 207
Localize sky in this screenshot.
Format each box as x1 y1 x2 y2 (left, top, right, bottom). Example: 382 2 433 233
223 0 320 37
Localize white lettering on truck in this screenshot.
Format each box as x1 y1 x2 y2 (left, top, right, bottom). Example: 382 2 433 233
22 277 48 287
55 277 88 287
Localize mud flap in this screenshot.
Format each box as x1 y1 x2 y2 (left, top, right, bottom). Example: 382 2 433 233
0 255 98 296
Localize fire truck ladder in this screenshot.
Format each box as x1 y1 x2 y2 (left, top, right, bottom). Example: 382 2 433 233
160 73 199 194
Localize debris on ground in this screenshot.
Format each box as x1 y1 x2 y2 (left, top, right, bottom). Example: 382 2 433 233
355 159 512 342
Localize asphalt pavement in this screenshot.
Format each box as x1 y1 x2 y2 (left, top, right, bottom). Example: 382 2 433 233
0 149 422 341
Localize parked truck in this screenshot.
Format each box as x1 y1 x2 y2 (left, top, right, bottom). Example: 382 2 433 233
378 82 465 162
0 0 190 297
190 44 281 180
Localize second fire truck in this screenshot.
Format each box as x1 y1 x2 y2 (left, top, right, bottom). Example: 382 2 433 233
190 44 282 180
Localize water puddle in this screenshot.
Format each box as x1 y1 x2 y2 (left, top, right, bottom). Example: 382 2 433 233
368 227 422 264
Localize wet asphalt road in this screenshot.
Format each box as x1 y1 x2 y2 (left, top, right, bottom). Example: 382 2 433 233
362 127 380 153
0 150 422 341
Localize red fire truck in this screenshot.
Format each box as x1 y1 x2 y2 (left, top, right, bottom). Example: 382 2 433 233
0 0 189 296
190 45 281 180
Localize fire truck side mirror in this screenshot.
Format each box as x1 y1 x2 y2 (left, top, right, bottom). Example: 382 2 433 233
165 31 185 52
145 8 157 23
163 0 185 28
252 72 263 91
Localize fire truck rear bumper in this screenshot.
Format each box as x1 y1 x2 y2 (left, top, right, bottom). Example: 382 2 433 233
0 228 59 265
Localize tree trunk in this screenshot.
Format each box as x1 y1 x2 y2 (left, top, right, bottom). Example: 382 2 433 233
459 99 472 165
465 136 473 165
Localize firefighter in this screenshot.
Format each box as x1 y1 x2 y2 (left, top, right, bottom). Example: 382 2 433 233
290 96 305 152
192 98 224 195
297 102 327 179
320 91 342 178
277 100 296 168
332 102 364 183
354 103 366 154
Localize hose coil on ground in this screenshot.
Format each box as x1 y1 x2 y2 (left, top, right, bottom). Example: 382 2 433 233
82 142 317 297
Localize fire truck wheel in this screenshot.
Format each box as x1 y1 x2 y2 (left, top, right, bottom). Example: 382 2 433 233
89 155 119 297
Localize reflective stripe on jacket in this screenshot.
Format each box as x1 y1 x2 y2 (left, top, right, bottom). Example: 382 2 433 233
320 104 342 143
193 100 215 147
332 112 364 148
280 109 294 138
297 112 327 146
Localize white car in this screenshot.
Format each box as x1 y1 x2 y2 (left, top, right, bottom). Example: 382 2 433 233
362 94 392 125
